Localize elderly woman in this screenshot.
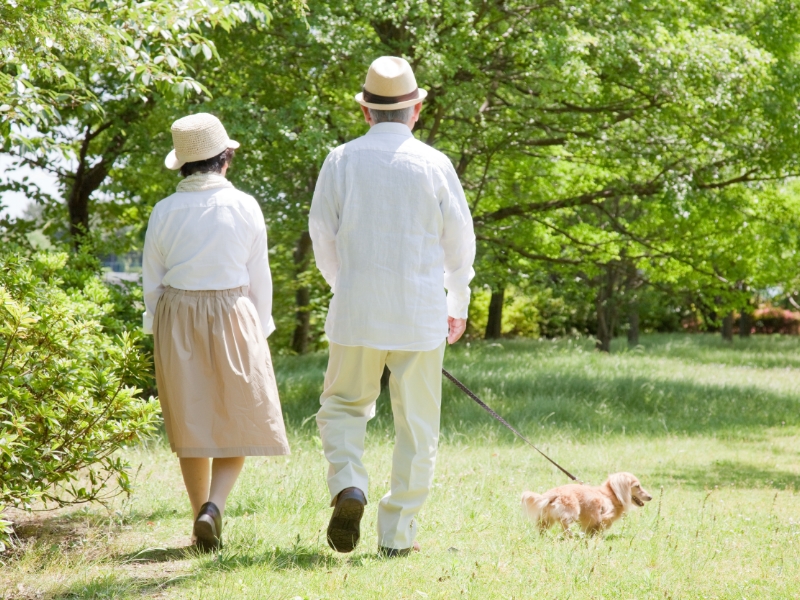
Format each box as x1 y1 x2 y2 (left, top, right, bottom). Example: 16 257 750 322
142 113 289 551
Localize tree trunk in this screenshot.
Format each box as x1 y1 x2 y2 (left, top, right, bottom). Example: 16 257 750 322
625 261 640 347
722 312 734 341
627 302 639 347
291 231 312 354
67 185 92 241
66 118 134 248
485 287 505 339
67 144 114 246
595 264 619 353
739 310 752 338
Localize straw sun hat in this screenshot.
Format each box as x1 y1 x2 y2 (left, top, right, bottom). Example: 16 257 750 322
164 113 240 170
355 56 428 110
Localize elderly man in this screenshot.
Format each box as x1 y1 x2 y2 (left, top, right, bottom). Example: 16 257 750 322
310 56 476 557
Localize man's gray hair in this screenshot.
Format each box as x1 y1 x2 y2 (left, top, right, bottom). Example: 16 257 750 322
368 106 414 124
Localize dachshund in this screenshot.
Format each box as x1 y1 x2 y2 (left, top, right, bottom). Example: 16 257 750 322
522 472 652 535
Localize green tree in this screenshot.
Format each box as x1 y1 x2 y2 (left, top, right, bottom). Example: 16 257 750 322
220 0 800 351
15 0 800 353
0 1 294 246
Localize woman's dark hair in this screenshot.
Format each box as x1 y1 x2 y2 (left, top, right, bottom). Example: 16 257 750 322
180 147 236 177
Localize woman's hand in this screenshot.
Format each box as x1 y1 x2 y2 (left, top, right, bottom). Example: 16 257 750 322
447 317 467 344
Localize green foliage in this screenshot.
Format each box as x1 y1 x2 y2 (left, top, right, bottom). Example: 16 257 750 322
0 0 278 138
0 0 308 249
468 285 589 339
5 0 800 351
0 249 160 549
189 0 800 348
0 513 11 553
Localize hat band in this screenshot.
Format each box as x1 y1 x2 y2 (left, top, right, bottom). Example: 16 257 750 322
362 86 420 105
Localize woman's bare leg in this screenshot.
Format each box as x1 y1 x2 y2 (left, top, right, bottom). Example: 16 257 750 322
179 457 211 518
208 457 245 514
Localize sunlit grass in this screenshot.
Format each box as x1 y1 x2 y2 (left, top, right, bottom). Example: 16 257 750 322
3 334 800 599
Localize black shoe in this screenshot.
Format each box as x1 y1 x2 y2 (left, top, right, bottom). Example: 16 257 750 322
327 487 366 553
378 541 420 558
193 502 222 552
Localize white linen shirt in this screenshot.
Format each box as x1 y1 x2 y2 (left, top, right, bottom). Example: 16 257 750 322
142 185 275 337
309 121 476 351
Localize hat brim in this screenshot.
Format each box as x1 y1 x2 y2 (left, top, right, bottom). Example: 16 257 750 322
164 149 183 170
355 88 427 111
164 139 240 170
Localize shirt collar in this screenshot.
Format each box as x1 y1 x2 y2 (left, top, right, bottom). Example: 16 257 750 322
366 122 414 138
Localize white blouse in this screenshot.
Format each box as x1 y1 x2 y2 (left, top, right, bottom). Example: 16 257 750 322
309 122 476 351
142 184 275 337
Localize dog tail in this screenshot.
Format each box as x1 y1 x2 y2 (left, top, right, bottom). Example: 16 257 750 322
521 491 549 522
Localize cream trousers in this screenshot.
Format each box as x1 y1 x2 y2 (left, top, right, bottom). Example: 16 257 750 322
316 341 446 550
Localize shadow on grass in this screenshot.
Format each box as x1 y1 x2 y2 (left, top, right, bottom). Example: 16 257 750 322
116 542 371 572
43 543 374 599
10 507 118 544
122 505 183 525
274 337 800 442
196 543 373 572
112 541 372 573
439 371 800 439
116 545 196 563
659 460 800 491
625 332 800 369
52 571 199 600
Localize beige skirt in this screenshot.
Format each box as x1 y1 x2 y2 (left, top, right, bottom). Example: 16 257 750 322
153 286 290 458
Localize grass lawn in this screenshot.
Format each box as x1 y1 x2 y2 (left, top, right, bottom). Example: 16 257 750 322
3 333 800 599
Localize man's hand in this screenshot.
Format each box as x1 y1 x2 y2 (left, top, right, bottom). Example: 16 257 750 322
447 317 467 345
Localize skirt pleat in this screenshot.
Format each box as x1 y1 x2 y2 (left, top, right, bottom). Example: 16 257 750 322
153 286 290 457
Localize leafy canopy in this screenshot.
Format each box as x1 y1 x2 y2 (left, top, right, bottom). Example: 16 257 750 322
0 0 277 142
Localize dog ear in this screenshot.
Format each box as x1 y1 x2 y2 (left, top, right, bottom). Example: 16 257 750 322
608 473 633 508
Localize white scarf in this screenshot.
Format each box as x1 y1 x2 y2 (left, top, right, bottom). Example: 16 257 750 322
176 172 234 193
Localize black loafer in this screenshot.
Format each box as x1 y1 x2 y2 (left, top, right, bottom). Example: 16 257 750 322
378 541 420 558
193 502 222 552
327 487 366 553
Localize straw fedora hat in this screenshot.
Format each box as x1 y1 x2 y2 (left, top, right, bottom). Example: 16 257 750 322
355 56 428 111
164 113 240 170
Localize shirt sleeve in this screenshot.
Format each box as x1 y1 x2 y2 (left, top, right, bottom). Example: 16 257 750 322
439 163 476 319
309 153 340 289
142 208 167 334
246 204 276 338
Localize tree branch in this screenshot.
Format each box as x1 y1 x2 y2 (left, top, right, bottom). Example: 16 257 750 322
476 234 582 264
696 169 759 189
475 187 617 224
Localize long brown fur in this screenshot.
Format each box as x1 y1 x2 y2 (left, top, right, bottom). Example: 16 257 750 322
521 472 652 535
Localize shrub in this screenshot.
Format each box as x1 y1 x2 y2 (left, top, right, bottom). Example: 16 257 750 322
752 306 800 334
467 285 590 339
0 250 159 550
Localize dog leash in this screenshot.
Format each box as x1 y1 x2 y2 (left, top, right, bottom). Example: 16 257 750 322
442 367 585 484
